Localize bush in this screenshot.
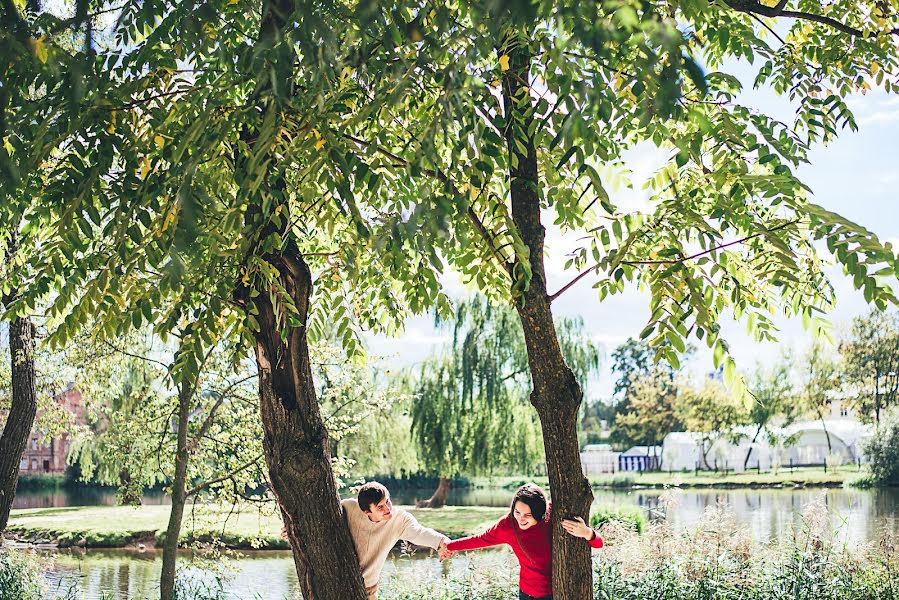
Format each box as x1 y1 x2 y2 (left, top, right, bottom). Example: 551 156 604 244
0 549 45 600
590 504 646 534
863 410 899 485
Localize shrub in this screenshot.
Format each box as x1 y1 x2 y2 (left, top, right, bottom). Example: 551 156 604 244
0 549 45 600
590 504 646 534
864 410 899 485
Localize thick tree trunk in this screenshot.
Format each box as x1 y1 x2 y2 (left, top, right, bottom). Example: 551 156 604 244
160 379 193 600
499 31 593 600
247 247 366 599
417 476 451 508
0 316 37 534
233 0 367 595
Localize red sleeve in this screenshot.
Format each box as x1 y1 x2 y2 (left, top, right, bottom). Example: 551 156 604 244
446 518 510 551
588 529 604 549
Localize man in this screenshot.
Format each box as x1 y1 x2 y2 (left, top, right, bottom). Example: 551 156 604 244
281 481 450 600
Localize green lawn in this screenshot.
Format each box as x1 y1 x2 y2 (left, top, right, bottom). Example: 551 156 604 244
5 504 507 550
588 465 867 488
481 465 868 490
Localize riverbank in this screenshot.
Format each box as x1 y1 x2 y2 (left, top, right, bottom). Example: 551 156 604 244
485 464 868 490
4 505 508 550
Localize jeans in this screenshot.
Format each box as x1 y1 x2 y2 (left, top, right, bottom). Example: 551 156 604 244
519 592 553 600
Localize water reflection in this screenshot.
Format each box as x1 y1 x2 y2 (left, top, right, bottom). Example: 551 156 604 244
18 487 899 599
43 546 518 600
13 489 168 510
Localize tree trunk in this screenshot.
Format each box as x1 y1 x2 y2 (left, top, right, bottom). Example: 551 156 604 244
246 247 366 599
817 408 833 457
233 0 367 595
743 425 764 470
417 477 451 508
0 315 38 533
499 31 593 600
160 378 193 600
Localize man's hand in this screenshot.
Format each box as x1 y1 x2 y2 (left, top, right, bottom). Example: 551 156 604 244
561 516 596 540
437 537 454 561
280 526 290 542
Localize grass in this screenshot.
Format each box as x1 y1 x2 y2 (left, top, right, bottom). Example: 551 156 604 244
475 465 869 491
5 504 509 550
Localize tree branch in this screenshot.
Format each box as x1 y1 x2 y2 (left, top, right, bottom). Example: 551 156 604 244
548 219 800 302
186 452 264 497
723 0 899 38
342 133 515 278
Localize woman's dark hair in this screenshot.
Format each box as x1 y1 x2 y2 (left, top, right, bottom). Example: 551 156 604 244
357 481 389 513
508 483 547 522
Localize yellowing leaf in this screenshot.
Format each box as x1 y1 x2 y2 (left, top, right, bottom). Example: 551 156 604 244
274 205 283 216
32 36 48 64
499 54 510 72
315 138 326 151
228 0 239 4
138 157 151 180
154 134 165 149
341 65 354 80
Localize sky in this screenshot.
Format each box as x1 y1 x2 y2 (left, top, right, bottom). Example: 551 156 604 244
364 58 899 402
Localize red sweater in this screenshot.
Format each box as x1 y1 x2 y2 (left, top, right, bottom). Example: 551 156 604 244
446 505 603 597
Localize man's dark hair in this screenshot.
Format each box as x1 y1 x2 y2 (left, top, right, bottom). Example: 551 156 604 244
508 483 547 522
357 481 389 513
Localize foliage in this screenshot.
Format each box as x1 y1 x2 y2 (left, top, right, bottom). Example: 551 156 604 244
411 295 600 478
0 549 44 600
744 354 801 466
614 375 683 449
863 409 899 486
798 340 841 454
840 309 899 424
590 504 646 534
676 379 749 469
611 338 690 401
386 502 899 600
314 343 420 483
64 332 265 507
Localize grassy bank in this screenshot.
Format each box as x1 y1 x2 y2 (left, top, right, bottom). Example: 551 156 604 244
4 505 508 550
482 465 868 490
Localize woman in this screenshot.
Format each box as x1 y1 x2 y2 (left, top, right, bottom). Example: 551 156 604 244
444 483 603 600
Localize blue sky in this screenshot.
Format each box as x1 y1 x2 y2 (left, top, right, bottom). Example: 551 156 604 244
366 70 899 402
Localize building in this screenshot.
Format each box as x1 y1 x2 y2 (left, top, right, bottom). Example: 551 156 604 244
618 445 662 472
580 443 619 475
6 385 84 476
661 404 872 473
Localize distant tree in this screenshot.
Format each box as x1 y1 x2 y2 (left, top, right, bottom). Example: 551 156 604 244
676 380 748 470
840 310 899 425
863 409 899 485
610 338 692 446
614 375 683 452
411 296 600 507
744 355 799 469
799 340 841 456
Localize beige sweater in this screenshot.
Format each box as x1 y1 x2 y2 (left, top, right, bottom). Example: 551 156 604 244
342 498 446 587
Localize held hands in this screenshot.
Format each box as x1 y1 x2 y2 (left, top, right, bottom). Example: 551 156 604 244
437 537 454 561
561 516 596 540
280 526 289 542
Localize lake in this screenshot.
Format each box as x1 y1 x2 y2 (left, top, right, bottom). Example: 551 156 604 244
14 486 899 599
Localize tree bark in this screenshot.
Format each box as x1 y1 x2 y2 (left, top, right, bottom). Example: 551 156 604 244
233 0 367 595
499 31 594 600
244 246 366 599
159 378 193 600
0 315 38 533
417 476 451 508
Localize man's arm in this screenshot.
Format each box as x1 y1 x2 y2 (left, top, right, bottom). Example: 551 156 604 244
399 511 449 550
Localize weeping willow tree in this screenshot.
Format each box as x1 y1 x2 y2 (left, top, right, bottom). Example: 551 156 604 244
411 295 600 507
